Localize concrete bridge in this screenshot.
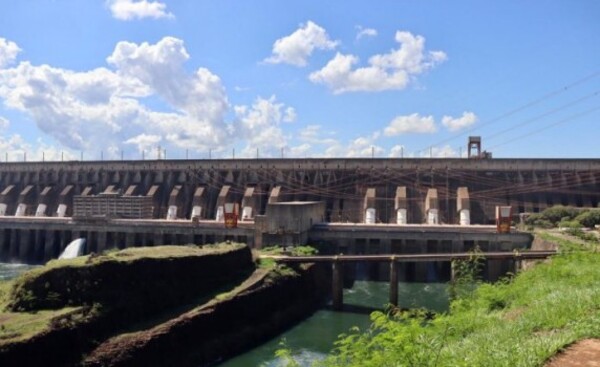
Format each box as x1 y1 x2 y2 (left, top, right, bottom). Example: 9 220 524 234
0 157 597 263
264 250 558 310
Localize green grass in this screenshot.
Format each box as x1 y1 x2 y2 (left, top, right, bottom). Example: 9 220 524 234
0 307 80 344
1 243 248 346
43 242 246 268
281 232 600 367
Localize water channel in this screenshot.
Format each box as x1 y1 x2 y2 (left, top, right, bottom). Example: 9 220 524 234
1 263 450 367
220 280 449 367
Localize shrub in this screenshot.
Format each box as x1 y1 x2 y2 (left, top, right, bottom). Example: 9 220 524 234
540 205 580 224
557 220 582 229
574 210 600 228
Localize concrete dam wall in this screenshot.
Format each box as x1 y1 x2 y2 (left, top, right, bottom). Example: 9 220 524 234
0 158 598 263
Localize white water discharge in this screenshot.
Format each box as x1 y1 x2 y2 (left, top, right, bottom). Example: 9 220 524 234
59 238 86 259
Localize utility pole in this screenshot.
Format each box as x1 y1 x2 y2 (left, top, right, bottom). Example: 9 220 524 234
371 146 374 158
232 148 235 159
401 146 404 158
209 149 212 160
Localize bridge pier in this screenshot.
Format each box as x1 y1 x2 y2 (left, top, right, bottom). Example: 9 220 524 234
389 259 398 306
332 260 343 311
513 257 523 274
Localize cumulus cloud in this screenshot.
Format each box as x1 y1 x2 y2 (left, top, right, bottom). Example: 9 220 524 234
234 96 295 157
0 38 21 68
0 37 231 157
356 26 377 40
441 111 478 131
388 144 407 158
309 31 446 93
421 145 458 158
320 132 384 158
264 21 339 67
107 0 174 20
124 133 162 153
384 113 437 136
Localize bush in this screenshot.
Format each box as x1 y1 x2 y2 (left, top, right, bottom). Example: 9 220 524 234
540 206 580 224
558 220 582 229
574 210 600 228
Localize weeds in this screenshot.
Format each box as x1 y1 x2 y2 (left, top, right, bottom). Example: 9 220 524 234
278 233 600 367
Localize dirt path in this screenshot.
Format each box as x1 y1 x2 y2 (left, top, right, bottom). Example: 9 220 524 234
545 339 600 367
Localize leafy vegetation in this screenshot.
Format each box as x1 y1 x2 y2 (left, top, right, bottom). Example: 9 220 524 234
279 232 600 366
261 245 319 257
525 205 600 229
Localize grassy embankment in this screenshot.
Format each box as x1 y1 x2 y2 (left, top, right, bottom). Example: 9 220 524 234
280 230 600 367
0 243 247 345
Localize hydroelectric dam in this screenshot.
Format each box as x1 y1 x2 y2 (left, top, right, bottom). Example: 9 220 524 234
0 156 598 271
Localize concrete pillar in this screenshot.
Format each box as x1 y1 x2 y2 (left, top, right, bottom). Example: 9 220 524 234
425 189 439 224
457 187 471 225
364 187 376 224
513 258 523 274
9 229 18 260
44 230 56 261
126 232 135 248
88 231 99 254
97 232 107 253
395 186 408 224
18 230 33 262
241 186 258 221
34 230 45 263
186 232 195 244
389 259 398 306
332 260 343 311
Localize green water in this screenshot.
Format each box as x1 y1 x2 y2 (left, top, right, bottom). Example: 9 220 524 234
220 281 449 367
0 262 39 281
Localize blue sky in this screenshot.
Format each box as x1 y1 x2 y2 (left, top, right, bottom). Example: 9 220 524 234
0 0 598 161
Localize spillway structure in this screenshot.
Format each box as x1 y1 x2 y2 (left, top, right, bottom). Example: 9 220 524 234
0 157 598 268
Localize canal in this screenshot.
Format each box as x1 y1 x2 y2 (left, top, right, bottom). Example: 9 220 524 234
220 280 449 367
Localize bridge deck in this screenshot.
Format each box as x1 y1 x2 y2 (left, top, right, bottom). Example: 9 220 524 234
262 250 557 263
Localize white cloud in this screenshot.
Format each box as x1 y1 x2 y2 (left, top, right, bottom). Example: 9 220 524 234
388 144 407 158
107 0 174 20
309 31 446 93
356 26 377 40
288 143 311 157
384 113 437 136
297 124 338 146
321 132 384 158
0 38 21 68
0 37 231 157
442 111 478 131
264 21 339 67
234 96 295 157
124 133 162 152
420 145 458 158
283 106 297 123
